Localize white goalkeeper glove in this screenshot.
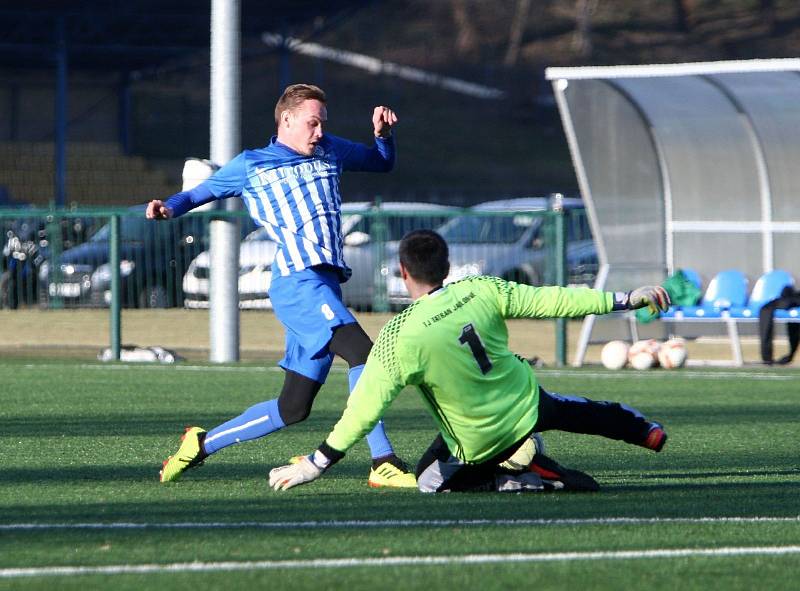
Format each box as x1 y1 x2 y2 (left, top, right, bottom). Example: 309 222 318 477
622 286 671 314
269 452 329 491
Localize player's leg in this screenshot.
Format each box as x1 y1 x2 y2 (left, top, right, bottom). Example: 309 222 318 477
416 433 597 492
329 322 416 488
159 370 319 483
204 369 324 450
534 387 667 451
271 265 415 487
329 322 393 458
160 269 329 483
498 432 599 491
416 434 496 492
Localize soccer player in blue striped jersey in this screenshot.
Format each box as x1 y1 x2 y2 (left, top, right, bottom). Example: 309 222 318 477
150 84 415 488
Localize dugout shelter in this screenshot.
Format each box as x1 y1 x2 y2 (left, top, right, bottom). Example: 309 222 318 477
546 59 800 366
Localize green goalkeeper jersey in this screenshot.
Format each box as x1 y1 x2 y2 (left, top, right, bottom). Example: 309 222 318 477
326 276 614 463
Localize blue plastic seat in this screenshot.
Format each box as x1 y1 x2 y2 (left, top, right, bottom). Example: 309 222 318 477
729 269 795 319
775 307 800 320
663 269 748 319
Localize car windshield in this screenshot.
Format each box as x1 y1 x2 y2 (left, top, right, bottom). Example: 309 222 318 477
438 214 540 244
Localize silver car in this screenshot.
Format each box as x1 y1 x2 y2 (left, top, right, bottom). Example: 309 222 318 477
182 226 278 309
182 201 458 310
340 202 458 309
386 197 597 305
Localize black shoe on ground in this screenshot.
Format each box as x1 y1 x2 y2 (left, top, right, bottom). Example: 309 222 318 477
529 453 600 492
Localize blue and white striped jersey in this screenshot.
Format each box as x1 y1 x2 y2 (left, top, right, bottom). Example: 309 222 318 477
165 134 395 280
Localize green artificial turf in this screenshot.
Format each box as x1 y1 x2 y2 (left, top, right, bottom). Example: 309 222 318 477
1 360 799 590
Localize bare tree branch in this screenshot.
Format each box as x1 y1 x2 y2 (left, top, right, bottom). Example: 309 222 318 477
504 0 532 67
450 0 478 57
673 0 695 32
573 0 598 57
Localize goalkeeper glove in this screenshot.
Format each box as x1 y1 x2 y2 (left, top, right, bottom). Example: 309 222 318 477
269 450 330 491
615 285 670 314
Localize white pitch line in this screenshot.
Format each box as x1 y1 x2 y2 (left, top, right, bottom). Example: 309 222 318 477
537 369 800 381
10 363 800 380
17 363 348 373
3 516 800 532
3 545 800 578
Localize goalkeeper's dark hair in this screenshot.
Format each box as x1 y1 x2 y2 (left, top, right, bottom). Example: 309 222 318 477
399 229 450 286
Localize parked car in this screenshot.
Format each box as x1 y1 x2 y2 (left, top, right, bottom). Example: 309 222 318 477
385 196 598 305
39 209 211 308
183 226 279 309
1 215 96 308
340 202 458 309
180 201 459 310
1 218 46 309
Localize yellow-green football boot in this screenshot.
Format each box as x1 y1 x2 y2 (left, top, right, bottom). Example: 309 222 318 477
160 426 207 483
368 456 417 488
289 454 417 488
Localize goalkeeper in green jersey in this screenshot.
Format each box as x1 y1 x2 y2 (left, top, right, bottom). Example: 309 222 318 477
269 229 670 493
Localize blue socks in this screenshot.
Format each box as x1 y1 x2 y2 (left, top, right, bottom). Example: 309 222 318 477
350 364 394 459
203 398 285 454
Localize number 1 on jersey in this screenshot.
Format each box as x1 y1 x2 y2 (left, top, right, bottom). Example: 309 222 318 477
458 323 493 374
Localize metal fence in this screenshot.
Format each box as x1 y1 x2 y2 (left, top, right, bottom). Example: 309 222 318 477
1 204 593 362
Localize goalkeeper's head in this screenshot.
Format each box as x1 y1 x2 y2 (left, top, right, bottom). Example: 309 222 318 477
398 230 450 295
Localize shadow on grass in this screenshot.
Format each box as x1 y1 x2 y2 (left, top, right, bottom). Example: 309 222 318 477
636 468 800 480
2 477 800 525
4 459 798 487
2 410 430 438
0 464 258 485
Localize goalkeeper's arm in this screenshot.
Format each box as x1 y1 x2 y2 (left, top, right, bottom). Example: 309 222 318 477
499 278 670 319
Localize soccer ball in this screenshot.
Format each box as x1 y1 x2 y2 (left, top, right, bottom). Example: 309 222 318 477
498 433 545 471
658 338 688 369
601 340 630 369
628 339 660 370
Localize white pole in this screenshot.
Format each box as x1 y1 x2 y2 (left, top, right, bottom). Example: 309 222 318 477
209 0 241 363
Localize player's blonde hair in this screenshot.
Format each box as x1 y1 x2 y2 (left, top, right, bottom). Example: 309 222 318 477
274 84 326 127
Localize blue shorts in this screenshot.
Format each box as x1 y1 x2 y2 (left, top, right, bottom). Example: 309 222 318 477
269 265 357 383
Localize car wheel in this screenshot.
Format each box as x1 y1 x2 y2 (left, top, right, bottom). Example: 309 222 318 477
138 285 169 308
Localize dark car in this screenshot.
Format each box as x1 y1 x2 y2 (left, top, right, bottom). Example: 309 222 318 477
1 214 95 309
39 211 209 308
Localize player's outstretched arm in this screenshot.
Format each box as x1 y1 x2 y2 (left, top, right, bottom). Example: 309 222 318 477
145 200 173 220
